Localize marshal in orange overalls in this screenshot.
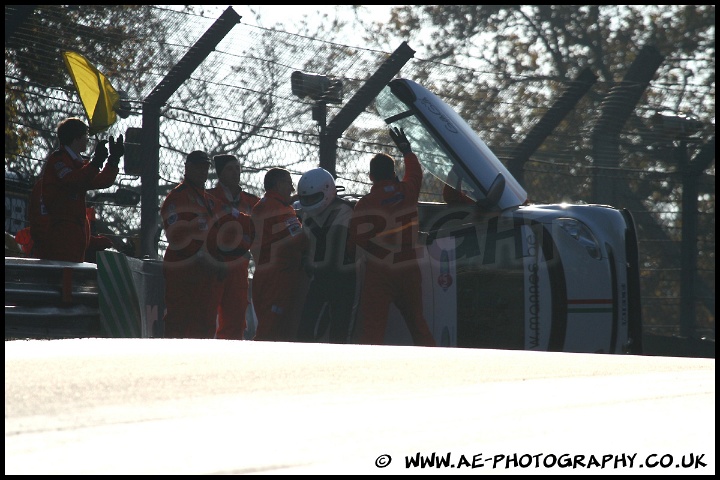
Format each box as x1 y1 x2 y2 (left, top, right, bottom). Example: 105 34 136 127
207 182 258 339
30 146 118 262
250 190 307 341
348 151 436 347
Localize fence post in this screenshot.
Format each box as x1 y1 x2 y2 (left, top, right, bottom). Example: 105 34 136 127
506 68 597 186
678 136 715 340
678 139 697 339
139 7 241 258
322 42 415 177
590 45 664 206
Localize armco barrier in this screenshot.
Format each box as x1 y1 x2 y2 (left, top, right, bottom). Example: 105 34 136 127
7 250 257 340
5 256 101 339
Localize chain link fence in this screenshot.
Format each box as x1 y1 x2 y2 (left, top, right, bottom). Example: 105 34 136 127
5 6 715 340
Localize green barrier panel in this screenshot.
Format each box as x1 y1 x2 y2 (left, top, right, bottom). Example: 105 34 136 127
97 251 142 337
97 251 166 338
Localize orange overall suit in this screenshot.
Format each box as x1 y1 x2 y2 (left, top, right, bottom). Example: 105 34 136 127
161 182 251 338
207 183 259 339
30 146 118 262
250 191 307 341
348 152 436 347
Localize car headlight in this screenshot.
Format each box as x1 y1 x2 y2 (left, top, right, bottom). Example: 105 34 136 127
556 218 602 260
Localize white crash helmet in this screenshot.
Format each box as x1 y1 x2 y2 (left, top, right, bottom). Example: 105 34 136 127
297 167 336 213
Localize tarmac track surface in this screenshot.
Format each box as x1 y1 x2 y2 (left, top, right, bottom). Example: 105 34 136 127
5 338 716 475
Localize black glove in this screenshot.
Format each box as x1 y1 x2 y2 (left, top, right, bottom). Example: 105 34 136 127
108 134 125 166
90 139 108 169
389 127 412 154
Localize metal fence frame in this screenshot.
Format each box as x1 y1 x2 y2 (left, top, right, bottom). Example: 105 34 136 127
5 6 715 342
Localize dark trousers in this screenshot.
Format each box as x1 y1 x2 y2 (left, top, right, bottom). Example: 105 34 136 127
296 269 356 344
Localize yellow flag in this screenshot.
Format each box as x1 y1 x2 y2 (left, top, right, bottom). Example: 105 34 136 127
62 51 120 135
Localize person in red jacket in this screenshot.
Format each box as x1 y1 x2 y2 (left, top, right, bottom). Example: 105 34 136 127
160 150 253 339
348 127 436 347
29 117 123 262
207 154 259 340
250 168 308 341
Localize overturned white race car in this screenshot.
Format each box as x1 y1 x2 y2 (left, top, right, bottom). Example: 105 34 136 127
372 78 643 354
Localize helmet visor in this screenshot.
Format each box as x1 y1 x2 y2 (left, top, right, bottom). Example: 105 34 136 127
299 191 324 207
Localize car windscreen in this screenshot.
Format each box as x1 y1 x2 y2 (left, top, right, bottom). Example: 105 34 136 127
375 82 477 201
376 79 527 209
